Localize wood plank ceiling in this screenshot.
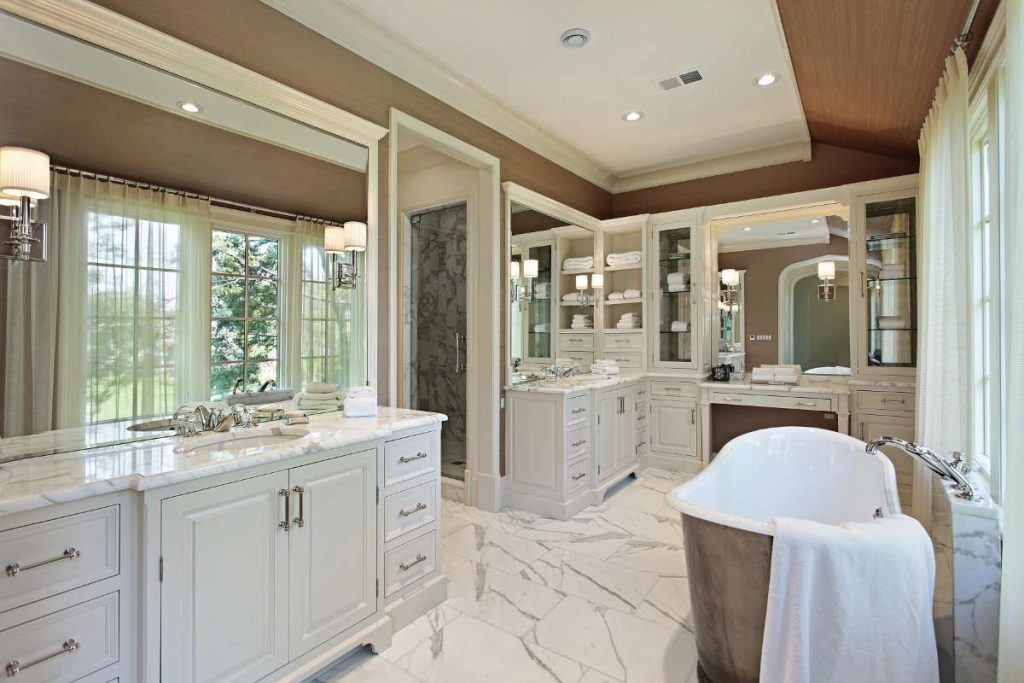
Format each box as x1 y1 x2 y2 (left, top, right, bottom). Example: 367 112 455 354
775 0 993 159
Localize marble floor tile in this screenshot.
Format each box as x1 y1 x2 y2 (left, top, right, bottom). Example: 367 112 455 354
593 506 685 547
633 577 693 631
380 605 462 665
605 538 688 577
312 648 421 683
444 521 549 574
445 558 565 636
527 548 658 613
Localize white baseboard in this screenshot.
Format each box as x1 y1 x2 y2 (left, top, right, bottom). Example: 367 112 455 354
643 453 702 474
474 471 502 512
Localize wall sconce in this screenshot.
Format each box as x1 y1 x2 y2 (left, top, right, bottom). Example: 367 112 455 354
720 268 739 305
575 272 602 307
510 259 521 303
817 260 836 301
519 258 539 300
325 220 366 290
0 147 51 262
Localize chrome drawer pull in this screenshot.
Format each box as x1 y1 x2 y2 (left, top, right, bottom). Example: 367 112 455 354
663 387 680 392
278 488 291 531
571 407 586 415
881 397 906 404
571 472 587 481
722 396 743 402
398 502 428 517
292 486 305 528
796 401 816 407
6 548 80 577
399 554 428 571
6 638 80 676
571 439 586 448
398 451 429 464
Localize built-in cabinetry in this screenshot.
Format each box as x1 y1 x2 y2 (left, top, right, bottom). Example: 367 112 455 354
647 379 701 473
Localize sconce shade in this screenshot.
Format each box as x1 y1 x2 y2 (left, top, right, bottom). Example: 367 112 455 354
721 269 739 287
0 191 21 207
576 274 588 291
818 261 836 281
324 224 346 253
0 147 50 200
523 259 539 279
510 260 520 279
343 221 367 252
591 273 604 289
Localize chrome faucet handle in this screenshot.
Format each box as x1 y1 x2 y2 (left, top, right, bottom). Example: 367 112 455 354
950 451 971 475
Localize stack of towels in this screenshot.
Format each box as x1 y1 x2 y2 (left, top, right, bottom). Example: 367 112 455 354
292 382 344 411
877 315 910 330
879 263 907 280
606 289 642 301
617 313 641 329
570 314 592 330
667 272 690 292
534 282 551 299
533 322 550 333
562 292 582 303
591 359 620 375
606 251 641 267
563 256 594 271
670 320 691 332
344 385 378 417
751 365 801 385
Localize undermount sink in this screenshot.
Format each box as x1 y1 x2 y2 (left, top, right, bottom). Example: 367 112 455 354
178 426 310 455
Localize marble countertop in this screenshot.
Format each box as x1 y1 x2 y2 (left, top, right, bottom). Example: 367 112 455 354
700 375 850 395
506 373 646 395
0 408 446 516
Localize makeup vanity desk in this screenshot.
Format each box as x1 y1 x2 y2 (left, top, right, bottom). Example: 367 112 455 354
698 375 852 465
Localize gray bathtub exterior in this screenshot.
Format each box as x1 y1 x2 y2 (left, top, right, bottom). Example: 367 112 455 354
683 514 773 683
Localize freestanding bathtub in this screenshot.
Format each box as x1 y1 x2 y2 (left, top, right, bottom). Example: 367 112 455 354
665 427 902 683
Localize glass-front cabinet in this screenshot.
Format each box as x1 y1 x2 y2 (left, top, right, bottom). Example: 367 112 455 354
525 242 554 361
649 213 703 370
853 189 918 375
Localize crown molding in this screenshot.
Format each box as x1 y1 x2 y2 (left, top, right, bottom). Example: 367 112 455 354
0 0 389 146
612 140 812 193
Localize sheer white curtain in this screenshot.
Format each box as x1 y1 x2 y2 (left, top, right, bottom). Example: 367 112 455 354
51 174 210 427
916 49 970 459
282 219 322 390
999 0 1024 679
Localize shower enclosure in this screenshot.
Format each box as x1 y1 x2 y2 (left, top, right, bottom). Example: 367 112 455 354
408 204 468 481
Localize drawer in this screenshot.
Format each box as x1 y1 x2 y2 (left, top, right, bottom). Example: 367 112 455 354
636 400 648 424
0 506 118 614
855 390 914 413
566 425 589 462
0 592 118 683
566 395 589 428
603 333 643 352
384 531 437 597
650 380 699 398
559 350 594 368
567 459 589 494
384 481 437 544
559 333 594 351
711 392 831 411
603 351 643 369
384 432 438 489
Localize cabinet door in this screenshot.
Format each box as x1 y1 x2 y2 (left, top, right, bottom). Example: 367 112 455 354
289 450 377 657
616 387 638 471
161 471 289 683
596 391 620 481
857 414 919 517
650 398 697 456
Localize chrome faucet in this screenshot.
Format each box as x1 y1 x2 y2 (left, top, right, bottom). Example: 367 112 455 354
865 436 976 500
258 379 277 392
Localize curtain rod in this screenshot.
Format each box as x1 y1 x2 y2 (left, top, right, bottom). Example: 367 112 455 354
49 164 347 227
953 0 982 52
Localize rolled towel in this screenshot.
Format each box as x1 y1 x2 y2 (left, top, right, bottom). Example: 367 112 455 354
562 292 581 302
668 283 691 292
344 396 378 418
751 367 774 383
670 321 690 332
623 288 641 299
666 272 689 285
606 251 642 266
303 382 340 394
608 292 625 301
563 256 594 270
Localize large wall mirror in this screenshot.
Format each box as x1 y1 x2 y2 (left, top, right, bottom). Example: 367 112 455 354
0 14 371 449
711 201 852 376
504 185 600 386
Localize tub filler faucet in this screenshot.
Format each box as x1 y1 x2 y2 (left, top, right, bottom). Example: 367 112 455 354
865 436 975 500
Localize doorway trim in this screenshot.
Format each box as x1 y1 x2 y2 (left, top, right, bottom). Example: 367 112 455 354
777 255 850 364
388 109 501 511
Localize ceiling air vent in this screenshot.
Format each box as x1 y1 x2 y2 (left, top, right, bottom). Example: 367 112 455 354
656 69 703 91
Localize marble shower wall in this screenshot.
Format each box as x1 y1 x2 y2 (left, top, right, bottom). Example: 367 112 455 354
411 205 468 479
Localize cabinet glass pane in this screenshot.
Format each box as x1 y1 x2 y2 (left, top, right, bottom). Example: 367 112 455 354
527 244 553 358
864 197 916 367
657 226 692 363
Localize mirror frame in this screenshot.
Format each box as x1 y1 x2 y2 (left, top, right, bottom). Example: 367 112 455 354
502 182 601 388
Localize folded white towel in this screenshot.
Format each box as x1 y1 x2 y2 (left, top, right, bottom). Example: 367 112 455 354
562 292 581 302
670 321 690 332
563 256 594 270
760 515 937 683
344 396 378 418
346 385 377 400
667 283 691 293
302 382 339 394
666 272 689 285
608 292 625 301
616 323 638 329
570 324 592 330
293 391 344 403
623 288 641 299
533 323 550 332
751 368 774 384
877 315 910 330
606 251 642 266
619 312 640 319
595 358 618 367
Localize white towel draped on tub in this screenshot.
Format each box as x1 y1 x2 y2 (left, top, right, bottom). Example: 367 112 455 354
759 515 938 683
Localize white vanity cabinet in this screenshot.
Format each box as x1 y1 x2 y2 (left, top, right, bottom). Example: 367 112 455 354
647 379 701 473
159 449 377 682
595 383 638 483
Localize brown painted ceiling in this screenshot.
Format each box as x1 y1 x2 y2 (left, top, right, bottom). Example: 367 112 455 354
776 0 994 160
0 58 367 222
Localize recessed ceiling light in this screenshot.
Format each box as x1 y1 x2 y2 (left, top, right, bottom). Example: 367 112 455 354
755 73 778 87
560 28 591 49
623 110 645 122
810 218 821 224
743 227 753 232
177 101 203 114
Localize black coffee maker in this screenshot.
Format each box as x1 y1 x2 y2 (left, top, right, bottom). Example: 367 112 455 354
710 364 733 382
